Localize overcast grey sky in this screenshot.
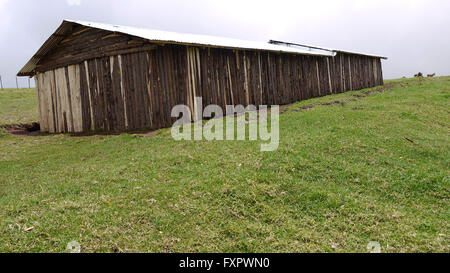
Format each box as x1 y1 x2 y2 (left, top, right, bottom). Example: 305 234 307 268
1 0 449 88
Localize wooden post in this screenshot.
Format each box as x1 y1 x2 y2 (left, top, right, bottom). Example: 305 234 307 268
16 77 19 89
28 78 31 89
0 75 3 90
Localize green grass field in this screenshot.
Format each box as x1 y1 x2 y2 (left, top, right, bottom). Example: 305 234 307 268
0 88 38 125
0 77 449 253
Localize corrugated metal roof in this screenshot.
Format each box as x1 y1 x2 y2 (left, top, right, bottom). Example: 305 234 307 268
18 20 336 76
269 40 388 60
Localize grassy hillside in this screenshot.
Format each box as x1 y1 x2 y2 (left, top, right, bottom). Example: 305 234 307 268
0 88 38 125
0 77 448 253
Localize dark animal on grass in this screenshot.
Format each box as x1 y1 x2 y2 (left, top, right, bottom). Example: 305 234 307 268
414 72 423 78
427 73 436 78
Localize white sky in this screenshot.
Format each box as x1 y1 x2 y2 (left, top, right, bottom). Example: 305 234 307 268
1 0 449 88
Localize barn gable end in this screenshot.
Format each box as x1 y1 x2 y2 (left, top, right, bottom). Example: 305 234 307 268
35 25 157 74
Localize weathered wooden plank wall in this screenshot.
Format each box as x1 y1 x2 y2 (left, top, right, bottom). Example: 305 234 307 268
35 43 384 133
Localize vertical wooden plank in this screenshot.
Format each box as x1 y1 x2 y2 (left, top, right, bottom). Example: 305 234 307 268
39 72 50 132
164 48 177 125
296 56 304 101
373 58 378 85
64 67 75 132
152 50 163 129
315 59 321 97
187 47 200 121
257 52 263 106
349 54 353 90
243 51 250 106
80 61 92 131
226 55 235 106
87 59 101 130
195 47 204 114
94 59 104 130
68 64 83 132
274 54 282 104
129 53 141 129
186 47 193 120
165 48 176 125
35 73 47 132
111 55 126 131
124 54 136 130
53 69 62 132
327 57 333 94
213 49 222 108
101 57 114 131
158 48 170 126
47 70 57 133
140 51 150 128
144 52 154 128
378 58 384 86
157 49 167 127
300 56 309 100
119 55 130 129
55 67 70 132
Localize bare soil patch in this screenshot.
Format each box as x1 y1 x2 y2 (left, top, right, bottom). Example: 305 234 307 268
288 84 393 113
2 122 41 137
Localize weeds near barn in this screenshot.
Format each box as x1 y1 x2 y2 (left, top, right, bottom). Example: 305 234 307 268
0 77 448 253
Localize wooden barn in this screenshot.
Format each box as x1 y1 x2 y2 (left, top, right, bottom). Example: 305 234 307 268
18 20 386 133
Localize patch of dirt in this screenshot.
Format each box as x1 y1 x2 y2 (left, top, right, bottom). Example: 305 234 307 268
287 100 346 113
70 128 160 138
320 100 346 107
2 122 41 137
287 84 394 113
352 94 366 98
299 104 315 110
1 122 160 139
138 131 159 138
351 86 390 98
